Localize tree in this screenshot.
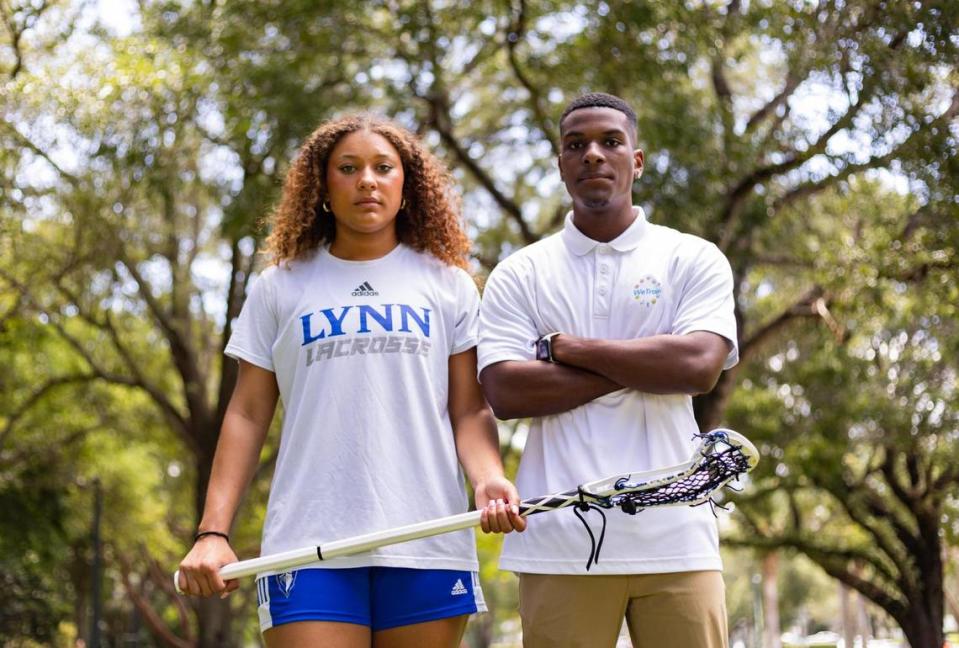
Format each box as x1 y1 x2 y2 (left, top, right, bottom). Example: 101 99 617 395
725 181 959 647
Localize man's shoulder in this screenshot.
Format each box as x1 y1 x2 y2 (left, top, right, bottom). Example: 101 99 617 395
645 222 724 260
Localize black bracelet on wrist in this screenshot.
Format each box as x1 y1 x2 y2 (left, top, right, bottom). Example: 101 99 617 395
194 530 230 543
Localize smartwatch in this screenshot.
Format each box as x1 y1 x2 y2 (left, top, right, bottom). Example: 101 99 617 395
535 332 561 363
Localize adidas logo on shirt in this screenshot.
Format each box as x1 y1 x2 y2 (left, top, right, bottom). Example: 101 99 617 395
450 578 468 596
351 281 379 297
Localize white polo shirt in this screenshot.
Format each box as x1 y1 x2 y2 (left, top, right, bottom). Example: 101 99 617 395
478 207 738 575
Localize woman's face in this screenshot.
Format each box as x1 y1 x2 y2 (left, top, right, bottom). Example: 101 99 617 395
325 129 405 241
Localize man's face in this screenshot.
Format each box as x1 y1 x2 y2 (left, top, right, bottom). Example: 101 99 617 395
558 107 644 210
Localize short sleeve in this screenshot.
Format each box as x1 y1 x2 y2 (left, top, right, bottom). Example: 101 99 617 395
224 269 278 371
450 269 481 355
477 260 539 375
671 243 739 369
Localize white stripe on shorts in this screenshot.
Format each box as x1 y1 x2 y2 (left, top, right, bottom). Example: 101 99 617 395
257 576 273 631
471 571 488 613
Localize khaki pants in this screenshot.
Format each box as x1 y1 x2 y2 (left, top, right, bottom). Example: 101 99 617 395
518 571 728 648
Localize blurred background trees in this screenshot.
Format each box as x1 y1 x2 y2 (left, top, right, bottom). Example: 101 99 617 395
2 1 957 646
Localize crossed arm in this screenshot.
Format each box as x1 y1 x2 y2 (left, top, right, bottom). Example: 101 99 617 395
480 331 732 420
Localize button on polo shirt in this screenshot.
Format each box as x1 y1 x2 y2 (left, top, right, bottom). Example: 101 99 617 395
560 212 649 321
478 206 739 575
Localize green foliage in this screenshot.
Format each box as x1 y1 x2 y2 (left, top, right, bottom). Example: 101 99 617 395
0 465 72 643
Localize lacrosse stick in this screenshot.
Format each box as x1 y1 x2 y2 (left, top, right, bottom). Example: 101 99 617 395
174 428 757 592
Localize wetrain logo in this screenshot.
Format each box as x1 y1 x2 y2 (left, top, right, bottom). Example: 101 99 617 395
352 281 378 296
632 275 663 307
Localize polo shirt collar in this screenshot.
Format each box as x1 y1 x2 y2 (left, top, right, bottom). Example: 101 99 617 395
561 206 649 256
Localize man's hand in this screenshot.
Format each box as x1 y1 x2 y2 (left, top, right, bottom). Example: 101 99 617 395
475 475 527 534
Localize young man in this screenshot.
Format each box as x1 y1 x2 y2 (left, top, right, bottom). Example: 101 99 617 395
478 93 738 648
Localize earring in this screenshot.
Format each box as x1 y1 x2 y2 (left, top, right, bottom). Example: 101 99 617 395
400 198 407 210
321 201 331 213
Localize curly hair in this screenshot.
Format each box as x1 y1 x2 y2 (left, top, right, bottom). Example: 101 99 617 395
264 114 470 269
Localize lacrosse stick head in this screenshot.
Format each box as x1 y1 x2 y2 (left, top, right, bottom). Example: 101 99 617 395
606 427 759 512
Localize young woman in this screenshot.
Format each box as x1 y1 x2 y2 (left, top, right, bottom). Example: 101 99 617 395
177 114 525 648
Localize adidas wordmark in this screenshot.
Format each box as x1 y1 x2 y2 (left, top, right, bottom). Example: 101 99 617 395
351 281 378 297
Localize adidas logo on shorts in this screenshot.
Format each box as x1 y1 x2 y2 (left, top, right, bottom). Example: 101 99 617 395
450 578 468 596
352 281 379 297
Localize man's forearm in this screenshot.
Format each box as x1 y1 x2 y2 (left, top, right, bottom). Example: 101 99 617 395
480 360 622 420
551 331 728 395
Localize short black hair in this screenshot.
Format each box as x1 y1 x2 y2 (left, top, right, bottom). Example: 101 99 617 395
560 92 638 140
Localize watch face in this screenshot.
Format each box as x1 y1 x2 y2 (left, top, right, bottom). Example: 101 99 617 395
535 337 551 362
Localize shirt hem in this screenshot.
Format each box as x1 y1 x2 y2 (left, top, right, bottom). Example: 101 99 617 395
498 555 722 575
476 350 530 376
451 340 478 356
256 555 479 578
224 346 275 372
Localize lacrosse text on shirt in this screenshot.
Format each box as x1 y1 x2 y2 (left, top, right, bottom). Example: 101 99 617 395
300 303 432 366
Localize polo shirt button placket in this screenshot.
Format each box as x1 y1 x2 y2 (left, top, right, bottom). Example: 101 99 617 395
594 246 612 318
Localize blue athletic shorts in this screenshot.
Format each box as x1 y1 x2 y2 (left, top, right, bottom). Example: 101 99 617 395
255 567 486 632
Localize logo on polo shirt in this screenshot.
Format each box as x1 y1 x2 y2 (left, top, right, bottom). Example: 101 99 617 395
450 578 468 596
632 276 663 307
352 281 379 297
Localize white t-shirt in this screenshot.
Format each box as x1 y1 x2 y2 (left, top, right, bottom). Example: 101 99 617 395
226 243 481 573
478 208 739 575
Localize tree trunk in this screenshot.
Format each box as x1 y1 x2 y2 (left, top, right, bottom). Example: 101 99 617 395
195 597 234 648
761 552 782 648
839 581 856 648
191 419 237 647
693 370 738 432
194 438 217 532
946 585 959 632
856 590 872 646
896 521 944 648
70 543 91 645
899 609 943 648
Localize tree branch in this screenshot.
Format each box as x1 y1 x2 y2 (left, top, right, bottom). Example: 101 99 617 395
739 286 828 363
0 423 99 470
0 118 80 186
771 151 893 211
816 477 904 584
118 255 210 427
146 556 195 643
0 267 191 440
117 552 193 648
0 374 101 449
717 29 910 250
744 70 802 134
727 532 908 621
506 0 559 158
418 73 534 245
